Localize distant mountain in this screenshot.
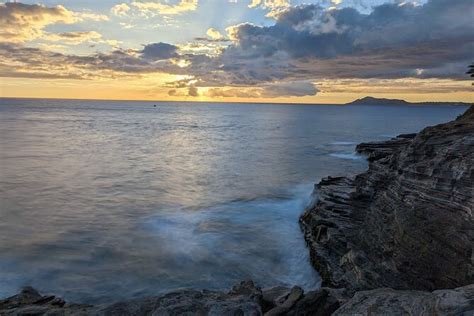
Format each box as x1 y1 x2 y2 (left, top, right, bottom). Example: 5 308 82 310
346 96 471 106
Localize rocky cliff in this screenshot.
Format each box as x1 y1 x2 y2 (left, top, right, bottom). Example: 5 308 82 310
300 106 474 292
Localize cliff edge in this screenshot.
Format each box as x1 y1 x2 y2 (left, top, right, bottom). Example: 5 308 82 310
300 106 474 292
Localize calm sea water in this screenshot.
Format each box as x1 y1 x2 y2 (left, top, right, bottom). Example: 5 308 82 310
0 98 468 303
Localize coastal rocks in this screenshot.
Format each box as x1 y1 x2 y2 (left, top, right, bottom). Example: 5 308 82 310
300 106 474 292
2 284 473 316
334 284 474 315
285 288 345 316
114 280 261 315
263 287 344 316
356 133 416 161
100 284 263 316
0 287 93 315
261 286 290 307
0 282 263 316
264 286 304 316
0 283 346 316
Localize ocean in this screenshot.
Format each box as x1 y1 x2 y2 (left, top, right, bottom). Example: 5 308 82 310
0 98 467 303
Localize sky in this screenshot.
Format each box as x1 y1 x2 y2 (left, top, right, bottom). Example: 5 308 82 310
0 0 473 103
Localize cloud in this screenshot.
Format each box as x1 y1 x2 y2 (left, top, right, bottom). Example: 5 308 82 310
111 3 131 17
0 42 185 81
207 81 318 98
0 2 76 42
194 28 230 43
262 81 318 97
248 0 261 8
76 12 109 22
207 87 261 98
0 2 109 43
248 0 290 17
0 0 472 99
119 22 136 29
317 77 473 94
130 0 198 15
188 85 199 96
206 28 224 40
216 0 474 84
43 31 103 45
141 42 179 60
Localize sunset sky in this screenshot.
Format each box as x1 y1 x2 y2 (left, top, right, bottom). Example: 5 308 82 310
0 0 473 103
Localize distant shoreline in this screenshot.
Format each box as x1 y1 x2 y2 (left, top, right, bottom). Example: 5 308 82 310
0 96 471 107
346 96 472 106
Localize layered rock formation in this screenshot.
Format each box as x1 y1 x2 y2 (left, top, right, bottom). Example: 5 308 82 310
334 284 474 315
300 106 474 292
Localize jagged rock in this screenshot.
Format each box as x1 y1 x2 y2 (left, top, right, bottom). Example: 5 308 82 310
274 286 303 307
261 286 290 305
334 284 474 315
0 287 42 309
0 283 263 316
1 285 351 316
264 286 304 316
286 288 345 316
261 286 290 312
300 105 474 292
356 133 416 161
0 287 93 315
100 281 263 316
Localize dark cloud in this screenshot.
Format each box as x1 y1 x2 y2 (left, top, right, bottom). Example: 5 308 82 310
262 81 318 97
141 42 178 60
187 85 199 97
228 0 473 59
193 37 231 43
217 0 474 83
0 42 187 80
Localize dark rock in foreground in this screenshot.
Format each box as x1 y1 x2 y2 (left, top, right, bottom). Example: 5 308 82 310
2 283 473 315
0 287 92 316
0 282 344 316
300 106 474 292
334 284 474 315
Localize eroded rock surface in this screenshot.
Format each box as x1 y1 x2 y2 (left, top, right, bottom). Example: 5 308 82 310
0 281 263 316
0 282 344 316
334 284 474 315
0 287 93 315
301 106 474 292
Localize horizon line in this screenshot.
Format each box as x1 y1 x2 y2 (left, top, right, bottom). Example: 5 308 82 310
1 96 472 106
